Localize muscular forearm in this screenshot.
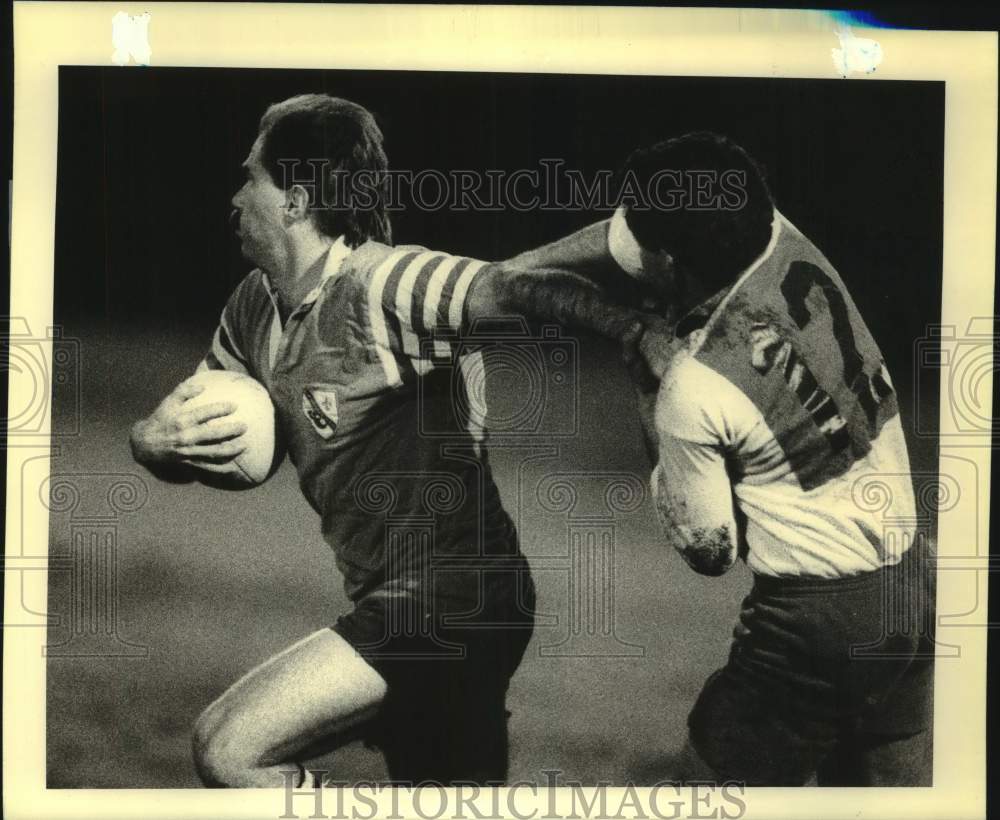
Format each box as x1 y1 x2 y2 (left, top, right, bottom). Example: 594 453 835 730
466 215 657 339
490 218 669 333
496 267 643 340
506 219 616 284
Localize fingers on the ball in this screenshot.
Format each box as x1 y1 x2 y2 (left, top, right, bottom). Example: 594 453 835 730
181 458 236 474
175 380 206 400
199 418 248 441
174 403 235 431
190 401 238 424
177 440 247 459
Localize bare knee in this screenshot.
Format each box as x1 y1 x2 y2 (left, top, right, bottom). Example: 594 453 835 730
192 704 253 787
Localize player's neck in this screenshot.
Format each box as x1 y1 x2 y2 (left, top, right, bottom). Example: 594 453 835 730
267 234 335 321
674 266 729 316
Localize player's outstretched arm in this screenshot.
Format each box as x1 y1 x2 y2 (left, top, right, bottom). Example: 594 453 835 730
470 214 673 340
129 378 248 483
469 262 646 341
504 219 619 285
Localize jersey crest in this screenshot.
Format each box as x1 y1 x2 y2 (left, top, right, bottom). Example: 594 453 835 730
302 385 339 440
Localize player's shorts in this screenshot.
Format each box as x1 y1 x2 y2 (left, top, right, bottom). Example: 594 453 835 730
332 556 535 784
688 540 935 786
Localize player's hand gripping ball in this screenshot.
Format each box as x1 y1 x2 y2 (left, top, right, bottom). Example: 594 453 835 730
182 370 282 487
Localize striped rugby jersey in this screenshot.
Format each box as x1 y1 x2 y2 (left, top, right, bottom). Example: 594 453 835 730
610 209 916 578
200 237 521 601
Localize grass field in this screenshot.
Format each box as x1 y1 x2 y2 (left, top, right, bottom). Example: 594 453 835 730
44 320 935 788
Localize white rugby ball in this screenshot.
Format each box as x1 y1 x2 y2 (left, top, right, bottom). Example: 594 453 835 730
183 369 279 487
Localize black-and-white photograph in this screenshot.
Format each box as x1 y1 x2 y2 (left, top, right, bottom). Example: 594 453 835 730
41 64 946 793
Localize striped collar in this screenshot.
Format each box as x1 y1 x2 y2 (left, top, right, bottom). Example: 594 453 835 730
261 235 352 316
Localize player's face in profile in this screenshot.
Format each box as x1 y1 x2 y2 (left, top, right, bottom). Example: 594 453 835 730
231 135 287 272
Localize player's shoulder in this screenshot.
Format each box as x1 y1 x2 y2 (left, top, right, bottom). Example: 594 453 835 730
227 268 270 302
696 219 834 346
341 240 430 283
221 268 275 327
658 349 759 446
662 347 744 408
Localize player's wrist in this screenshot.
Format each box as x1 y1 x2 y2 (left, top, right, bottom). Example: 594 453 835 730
130 420 198 483
129 417 171 465
129 418 154 463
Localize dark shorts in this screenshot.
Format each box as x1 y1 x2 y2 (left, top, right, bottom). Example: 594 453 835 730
332 559 535 784
688 543 935 786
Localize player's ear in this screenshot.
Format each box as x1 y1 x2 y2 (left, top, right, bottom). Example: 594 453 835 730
285 184 312 223
636 247 677 301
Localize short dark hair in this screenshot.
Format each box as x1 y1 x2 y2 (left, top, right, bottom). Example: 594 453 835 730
258 94 391 246
622 132 774 290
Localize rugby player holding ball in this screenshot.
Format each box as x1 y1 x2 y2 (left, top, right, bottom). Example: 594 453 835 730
129 93 643 788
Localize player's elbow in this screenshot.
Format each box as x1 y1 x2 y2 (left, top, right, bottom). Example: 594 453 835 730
675 526 738 576
464 263 505 324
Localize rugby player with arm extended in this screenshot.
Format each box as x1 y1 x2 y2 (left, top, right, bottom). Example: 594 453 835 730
516 132 935 786
128 93 645 788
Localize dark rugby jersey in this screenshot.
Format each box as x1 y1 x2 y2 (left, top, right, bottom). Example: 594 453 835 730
200 238 520 601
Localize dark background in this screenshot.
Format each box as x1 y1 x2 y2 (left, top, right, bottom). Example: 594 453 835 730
56 68 943 363
47 67 944 787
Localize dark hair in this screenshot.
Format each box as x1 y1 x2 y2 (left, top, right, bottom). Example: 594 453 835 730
258 94 391 246
621 132 774 290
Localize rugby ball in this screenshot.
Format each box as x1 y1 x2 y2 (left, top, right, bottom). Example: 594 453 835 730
182 369 280 487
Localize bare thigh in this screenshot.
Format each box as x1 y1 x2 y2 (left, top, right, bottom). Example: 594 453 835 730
194 628 387 781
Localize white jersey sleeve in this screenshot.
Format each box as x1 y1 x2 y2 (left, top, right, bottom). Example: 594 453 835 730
652 351 745 575
607 206 646 279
